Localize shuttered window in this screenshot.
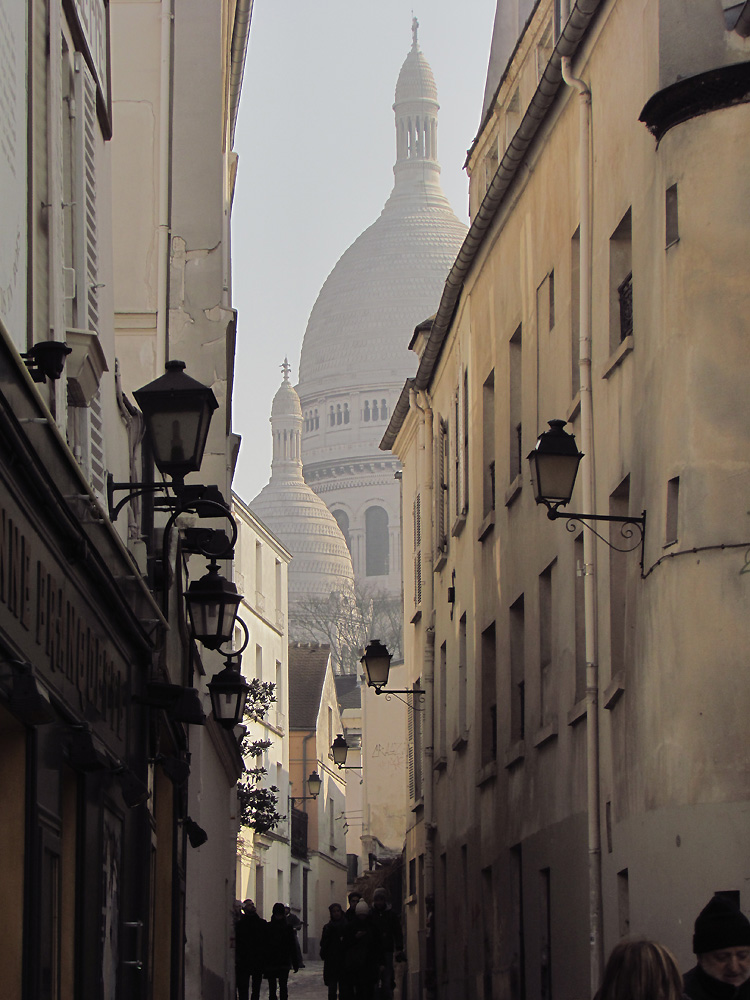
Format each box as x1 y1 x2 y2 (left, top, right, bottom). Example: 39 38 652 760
413 494 422 607
435 418 448 556
73 52 99 336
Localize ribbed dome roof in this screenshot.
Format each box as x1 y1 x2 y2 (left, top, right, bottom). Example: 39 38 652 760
395 42 438 105
297 21 467 397
298 199 466 392
250 368 354 600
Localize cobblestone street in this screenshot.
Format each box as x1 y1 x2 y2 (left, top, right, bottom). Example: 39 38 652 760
281 961 328 1000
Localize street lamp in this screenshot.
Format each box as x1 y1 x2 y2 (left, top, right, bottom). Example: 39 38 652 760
528 418 647 569
360 640 424 697
330 734 362 770
133 359 218 485
184 560 242 650
207 659 249 729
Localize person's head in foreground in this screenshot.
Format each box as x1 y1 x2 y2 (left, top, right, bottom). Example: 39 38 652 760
271 902 286 920
594 939 684 1000
693 894 750 987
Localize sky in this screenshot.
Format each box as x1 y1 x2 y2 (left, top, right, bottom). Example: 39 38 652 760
230 0 497 503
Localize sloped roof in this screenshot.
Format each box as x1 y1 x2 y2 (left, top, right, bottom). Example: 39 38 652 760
335 673 362 712
288 643 331 729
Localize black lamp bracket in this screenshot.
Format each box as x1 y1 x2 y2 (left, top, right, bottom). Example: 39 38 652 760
545 506 646 572
213 615 250 663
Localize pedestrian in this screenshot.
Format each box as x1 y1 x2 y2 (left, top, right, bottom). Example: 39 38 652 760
683 895 750 999
345 891 362 923
320 902 349 1000
264 902 299 1000
594 939 684 1000
285 905 305 969
342 899 384 1000
235 899 267 1000
370 888 404 1000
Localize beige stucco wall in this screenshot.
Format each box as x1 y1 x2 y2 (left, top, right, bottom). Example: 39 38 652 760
390 0 750 997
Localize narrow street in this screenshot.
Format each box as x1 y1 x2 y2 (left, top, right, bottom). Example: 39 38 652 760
286 961 326 1000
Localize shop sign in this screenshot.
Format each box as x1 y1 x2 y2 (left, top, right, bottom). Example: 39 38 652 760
0 500 126 739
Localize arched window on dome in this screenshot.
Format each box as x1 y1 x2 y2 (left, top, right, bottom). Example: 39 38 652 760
365 506 389 577
329 406 335 427
333 510 351 552
372 399 379 421
336 404 342 425
344 403 350 424
363 401 370 422
315 409 319 429
381 398 388 420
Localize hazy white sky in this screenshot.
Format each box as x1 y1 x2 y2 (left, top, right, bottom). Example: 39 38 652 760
230 0 497 503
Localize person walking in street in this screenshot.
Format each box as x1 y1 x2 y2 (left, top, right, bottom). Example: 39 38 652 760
594 939 685 1000
285 905 305 970
235 899 267 1000
683 895 750 1000
264 902 299 1000
345 891 362 923
342 899 384 1000
369 888 404 1000
320 902 349 1000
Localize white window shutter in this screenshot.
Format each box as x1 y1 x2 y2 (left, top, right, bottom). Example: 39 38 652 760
73 52 98 335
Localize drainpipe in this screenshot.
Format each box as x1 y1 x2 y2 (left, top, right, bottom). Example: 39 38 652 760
156 0 173 372
410 387 436 999
561 57 603 993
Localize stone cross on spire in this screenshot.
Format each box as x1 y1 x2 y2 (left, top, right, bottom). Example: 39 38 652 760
281 357 291 382
411 14 419 49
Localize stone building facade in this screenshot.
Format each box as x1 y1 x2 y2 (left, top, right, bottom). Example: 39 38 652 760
382 1 750 997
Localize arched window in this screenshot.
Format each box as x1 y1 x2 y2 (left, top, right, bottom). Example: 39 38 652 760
329 406 335 426
336 404 342 425
343 403 350 424
332 510 351 551
315 409 319 429
363 401 370 422
372 399 379 421
381 399 388 420
365 506 389 576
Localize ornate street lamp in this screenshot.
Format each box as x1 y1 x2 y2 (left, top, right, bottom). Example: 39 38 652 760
528 419 583 514
207 659 249 730
133 360 218 485
184 560 242 650
360 639 423 697
306 771 322 798
331 734 362 771
528 417 647 570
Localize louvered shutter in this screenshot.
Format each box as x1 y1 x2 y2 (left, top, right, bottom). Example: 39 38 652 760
407 700 415 799
457 366 469 516
74 52 98 336
413 494 422 607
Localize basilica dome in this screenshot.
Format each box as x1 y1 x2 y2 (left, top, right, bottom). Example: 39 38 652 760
297 20 467 399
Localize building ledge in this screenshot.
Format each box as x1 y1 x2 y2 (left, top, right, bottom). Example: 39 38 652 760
567 698 588 727
476 759 497 786
602 335 634 379
604 672 625 710
532 720 558 748
478 509 495 541
451 512 467 537
452 732 469 753
504 740 526 769
505 474 523 507
434 755 447 772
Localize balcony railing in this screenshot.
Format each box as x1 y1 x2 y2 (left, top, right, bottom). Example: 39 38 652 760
291 806 308 858
618 271 633 341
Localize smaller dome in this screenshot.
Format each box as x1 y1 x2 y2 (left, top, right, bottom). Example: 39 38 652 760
271 358 302 418
394 18 438 106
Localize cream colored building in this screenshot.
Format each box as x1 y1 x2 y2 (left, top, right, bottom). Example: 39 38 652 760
232 495 292 917
383 1 750 998
288 645 349 958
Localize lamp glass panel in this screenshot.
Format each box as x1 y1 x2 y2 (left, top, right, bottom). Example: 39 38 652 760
332 738 348 766
536 452 579 503
364 652 390 688
147 407 207 473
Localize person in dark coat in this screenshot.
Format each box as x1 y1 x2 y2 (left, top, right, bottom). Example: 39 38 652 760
684 895 750 1000
370 888 404 1000
345 891 362 923
320 902 349 1000
235 899 267 1000
264 902 299 1000
342 900 384 1000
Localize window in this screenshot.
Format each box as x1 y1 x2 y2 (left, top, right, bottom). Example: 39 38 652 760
539 561 556 727
666 184 679 248
336 404 342 425
574 534 586 703
413 494 422 608
617 869 630 937
571 228 581 397
483 370 496 514
381 399 388 420
329 406 335 426
343 403 349 424
510 596 525 742
458 615 468 741
372 399 379 421
438 642 447 761
363 401 370 422
255 644 263 680
256 541 263 596
509 326 522 481
481 623 497 764
666 476 680 545
609 209 633 350
332 510 351 551
435 417 449 555
365 506 389 576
